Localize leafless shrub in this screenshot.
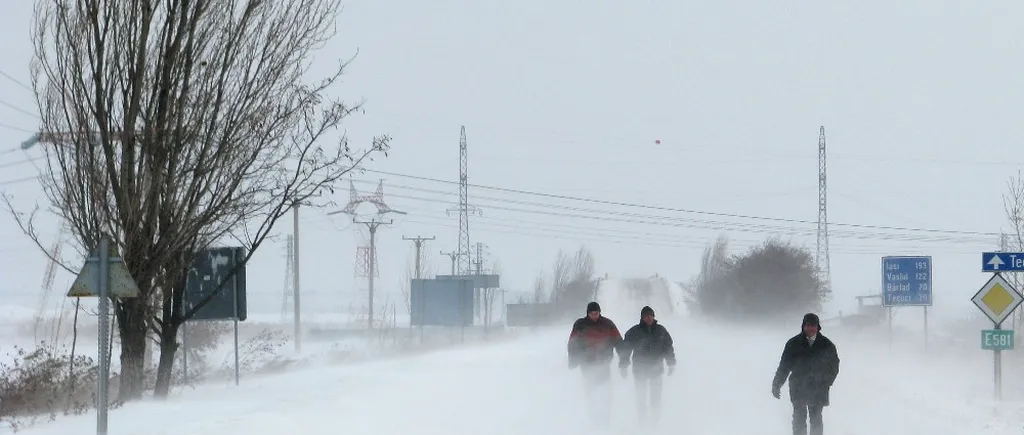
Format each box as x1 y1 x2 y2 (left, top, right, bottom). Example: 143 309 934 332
181 322 231 368
214 329 289 379
0 344 120 432
689 236 823 322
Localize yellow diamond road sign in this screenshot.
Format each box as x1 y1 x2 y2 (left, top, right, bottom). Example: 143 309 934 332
972 273 1024 326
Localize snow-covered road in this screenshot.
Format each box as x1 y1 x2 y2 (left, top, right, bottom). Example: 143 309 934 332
13 315 1023 435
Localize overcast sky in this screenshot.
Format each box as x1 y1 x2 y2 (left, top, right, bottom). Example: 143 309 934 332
0 0 1020 327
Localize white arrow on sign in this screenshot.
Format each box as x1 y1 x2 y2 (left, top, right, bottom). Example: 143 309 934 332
989 255 1006 270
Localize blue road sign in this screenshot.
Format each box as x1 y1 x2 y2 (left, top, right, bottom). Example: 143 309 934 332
185 247 248 321
881 256 932 307
410 278 475 326
982 252 1024 272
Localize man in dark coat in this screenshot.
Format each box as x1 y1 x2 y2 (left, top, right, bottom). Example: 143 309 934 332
619 305 675 423
567 301 624 426
772 313 840 435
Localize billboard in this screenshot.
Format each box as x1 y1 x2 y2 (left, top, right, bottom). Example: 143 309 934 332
506 303 555 327
410 278 474 326
435 274 499 289
184 247 247 321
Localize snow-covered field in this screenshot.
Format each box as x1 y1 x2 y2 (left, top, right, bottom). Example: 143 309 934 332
4 310 1024 434
5 278 1024 434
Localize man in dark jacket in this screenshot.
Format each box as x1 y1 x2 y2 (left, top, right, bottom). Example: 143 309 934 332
567 301 624 426
772 313 840 435
619 305 675 423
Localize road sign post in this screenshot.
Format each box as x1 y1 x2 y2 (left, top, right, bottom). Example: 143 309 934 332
971 272 1024 400
881 256 932 350
66 238 141 435
183 247 247 386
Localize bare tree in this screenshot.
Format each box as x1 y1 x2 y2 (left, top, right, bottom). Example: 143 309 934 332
483 260 503 326
570 246 596 285
548 246 598 315
550 249 571 302
1003 170 1024 328
17 0 389 400
532 273 546 304
683 234 730 309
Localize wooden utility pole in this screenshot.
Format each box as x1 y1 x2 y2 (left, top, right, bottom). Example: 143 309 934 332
440 250 461 275
403 236 435 279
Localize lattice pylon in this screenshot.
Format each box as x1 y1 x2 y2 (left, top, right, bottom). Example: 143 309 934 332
816 126 832 299
355 245 378 278
341 179 398 215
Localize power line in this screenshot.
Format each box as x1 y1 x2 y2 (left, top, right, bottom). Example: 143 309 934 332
357 211 989 256
0 100 38 119
347 178 993 245
0 156 43 169
358 168 998 237
0 175 38 186
306 193 990 255
0 70 33 92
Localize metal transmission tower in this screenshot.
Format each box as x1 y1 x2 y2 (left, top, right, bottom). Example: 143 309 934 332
447 126 480 275
816 126 832 298
333 178 404 325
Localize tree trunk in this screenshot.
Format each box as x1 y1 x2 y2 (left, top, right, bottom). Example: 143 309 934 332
153 321 181 398
115 299 149 402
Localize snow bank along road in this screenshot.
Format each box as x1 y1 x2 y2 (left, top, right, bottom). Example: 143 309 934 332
14 315 1023 435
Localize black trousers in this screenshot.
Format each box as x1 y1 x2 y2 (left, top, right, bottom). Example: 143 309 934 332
792 401 823 435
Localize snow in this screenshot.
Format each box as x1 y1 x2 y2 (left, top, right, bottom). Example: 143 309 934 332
8 312 1024 435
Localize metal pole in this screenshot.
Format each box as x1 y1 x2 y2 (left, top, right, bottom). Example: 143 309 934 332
414 240 422 280
182 323 188 384
887 306 893 351
368 223 376 330
233 250 240 386
995 323 1003 400
293 203 301 352
97 238 110 435
234 319 240 386
923 306 929 352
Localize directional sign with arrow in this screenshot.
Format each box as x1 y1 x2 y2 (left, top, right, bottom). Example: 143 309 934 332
982 252 1024 272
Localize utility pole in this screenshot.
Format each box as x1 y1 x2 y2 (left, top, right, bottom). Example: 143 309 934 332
441 250 461 275
356 218 392 329
292 201 301 352
472 242 487 325
404 236 434 335
403 236 435 279
281 235 294 322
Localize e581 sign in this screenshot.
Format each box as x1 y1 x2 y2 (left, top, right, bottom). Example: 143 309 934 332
981 329 1015 351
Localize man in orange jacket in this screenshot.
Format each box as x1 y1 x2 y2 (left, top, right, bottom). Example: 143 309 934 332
567 301 624 427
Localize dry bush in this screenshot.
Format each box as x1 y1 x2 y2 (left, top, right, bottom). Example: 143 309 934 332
0 344 120 432
213 329 290 379
689 236 824 322
180 322 231 374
